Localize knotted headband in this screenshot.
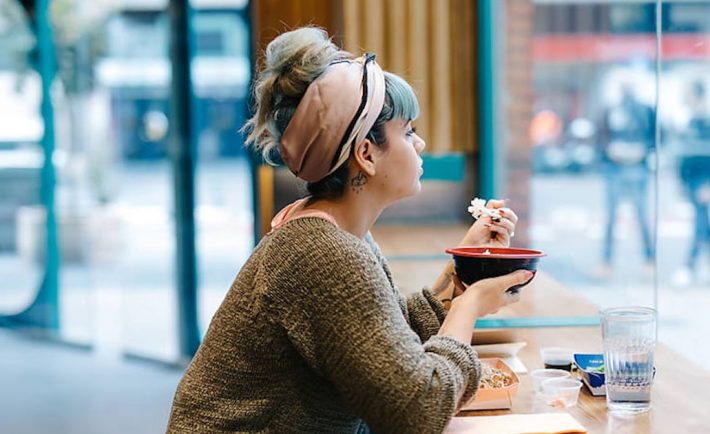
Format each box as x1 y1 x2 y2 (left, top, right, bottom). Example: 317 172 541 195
278 53 386 183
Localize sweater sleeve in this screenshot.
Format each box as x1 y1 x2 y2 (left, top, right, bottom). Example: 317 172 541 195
264 228 481 434
404 289 448 342
363 232 448 342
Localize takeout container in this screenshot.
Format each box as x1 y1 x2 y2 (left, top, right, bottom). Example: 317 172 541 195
573 353 606 396
461 358 520 411
445 247 545 294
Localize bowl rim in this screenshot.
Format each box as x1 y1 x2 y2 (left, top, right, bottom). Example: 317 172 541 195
446 246 547 259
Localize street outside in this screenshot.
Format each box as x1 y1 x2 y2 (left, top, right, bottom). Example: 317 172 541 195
530 170 709 365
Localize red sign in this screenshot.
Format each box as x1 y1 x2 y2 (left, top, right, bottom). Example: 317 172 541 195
533 34 710 62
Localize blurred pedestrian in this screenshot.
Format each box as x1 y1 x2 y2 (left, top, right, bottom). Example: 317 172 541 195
598 81 655 276
674 81 710 286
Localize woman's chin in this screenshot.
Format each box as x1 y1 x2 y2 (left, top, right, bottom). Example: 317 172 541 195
388 184 422 205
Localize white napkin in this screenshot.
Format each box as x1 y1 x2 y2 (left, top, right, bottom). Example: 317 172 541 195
445 413 587 434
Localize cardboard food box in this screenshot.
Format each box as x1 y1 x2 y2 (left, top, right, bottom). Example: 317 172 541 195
460 358 520 411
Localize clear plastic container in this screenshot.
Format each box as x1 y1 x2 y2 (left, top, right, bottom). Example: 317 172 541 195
541 378 583 408
531 368 571 392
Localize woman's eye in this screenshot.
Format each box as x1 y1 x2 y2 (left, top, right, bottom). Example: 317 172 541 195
406 127 416 137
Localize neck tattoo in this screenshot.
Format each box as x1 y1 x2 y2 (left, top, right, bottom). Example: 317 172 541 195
350 171 367 194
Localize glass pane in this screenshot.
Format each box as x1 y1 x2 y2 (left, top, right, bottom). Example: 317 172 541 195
493 1 660 314
189 1 253 333
0 0 44 314
49 0 178 357
658 0 710 362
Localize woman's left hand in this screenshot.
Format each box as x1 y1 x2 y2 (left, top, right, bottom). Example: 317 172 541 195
458 199 518 248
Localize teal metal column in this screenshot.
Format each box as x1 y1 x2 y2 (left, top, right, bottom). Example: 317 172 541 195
169 0 200 359
249 153 262 243
478 0 497 199
0 0 60 331
246 0 261 246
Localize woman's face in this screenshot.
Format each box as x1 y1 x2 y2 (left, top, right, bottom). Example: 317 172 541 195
374 119 426 203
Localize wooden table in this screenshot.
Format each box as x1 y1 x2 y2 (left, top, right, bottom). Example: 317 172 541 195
457 273 710 433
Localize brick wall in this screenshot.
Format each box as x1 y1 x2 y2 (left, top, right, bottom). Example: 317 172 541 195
502 0 535 248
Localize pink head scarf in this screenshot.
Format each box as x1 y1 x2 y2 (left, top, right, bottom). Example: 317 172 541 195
278 54 386 183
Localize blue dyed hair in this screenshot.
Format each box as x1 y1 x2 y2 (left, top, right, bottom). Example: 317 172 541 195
383 72 420 124
365 72 420 147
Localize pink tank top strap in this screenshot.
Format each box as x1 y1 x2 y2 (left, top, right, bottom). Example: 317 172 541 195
270 198 339 233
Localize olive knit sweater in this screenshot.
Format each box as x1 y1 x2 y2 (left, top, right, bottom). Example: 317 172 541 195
166 217 481 433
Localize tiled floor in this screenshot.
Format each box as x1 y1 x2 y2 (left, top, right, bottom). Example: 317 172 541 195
0 330 182 434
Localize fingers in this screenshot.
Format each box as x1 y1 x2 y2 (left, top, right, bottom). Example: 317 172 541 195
482 203 516 242
485 218 515 236
506 269 535 288
463 270 532 317
483 223 509 245
497 207 518 225
485 199 518 225
480 270 535 294
486 199 506 210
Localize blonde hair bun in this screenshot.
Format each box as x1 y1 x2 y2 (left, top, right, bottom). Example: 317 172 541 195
244 27 350 163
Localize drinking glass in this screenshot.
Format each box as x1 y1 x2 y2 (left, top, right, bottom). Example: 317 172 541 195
601 307 657 414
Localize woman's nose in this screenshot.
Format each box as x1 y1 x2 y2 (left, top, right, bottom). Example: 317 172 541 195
415 134 426 154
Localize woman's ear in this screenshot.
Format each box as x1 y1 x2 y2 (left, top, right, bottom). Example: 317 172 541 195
352 139 378 177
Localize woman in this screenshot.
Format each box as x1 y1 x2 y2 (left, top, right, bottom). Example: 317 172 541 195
167 27 529 434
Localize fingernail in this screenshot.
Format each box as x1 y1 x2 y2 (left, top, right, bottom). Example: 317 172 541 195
484 223 493 228
524 270 535 279
498 209 506 216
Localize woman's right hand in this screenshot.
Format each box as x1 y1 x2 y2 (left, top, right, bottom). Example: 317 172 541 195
457 270 533 317
438 270 533 344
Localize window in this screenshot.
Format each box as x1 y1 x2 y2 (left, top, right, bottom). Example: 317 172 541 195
487 0 710 361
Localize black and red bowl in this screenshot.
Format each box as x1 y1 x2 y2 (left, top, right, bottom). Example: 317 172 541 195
445 247 546 293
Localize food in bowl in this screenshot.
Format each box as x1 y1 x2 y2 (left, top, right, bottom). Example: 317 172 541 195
445 247 546 293
467 197 502 222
